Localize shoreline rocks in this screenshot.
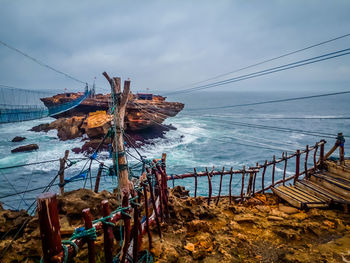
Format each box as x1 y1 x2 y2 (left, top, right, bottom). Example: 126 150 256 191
11 136 26 142
11 144 39 153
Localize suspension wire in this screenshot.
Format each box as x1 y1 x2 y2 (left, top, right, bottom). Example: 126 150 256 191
203 118 344 138
0 170 29 207
169 32 350 91
0 40 86 85
0 157 88 170
185 90 350 111
165 48 350 95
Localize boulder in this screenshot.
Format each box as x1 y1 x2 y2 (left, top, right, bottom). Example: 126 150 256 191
11 136 26 142
30 123 50 132
49 116 85 140
81 111 112 139
11 144 39 153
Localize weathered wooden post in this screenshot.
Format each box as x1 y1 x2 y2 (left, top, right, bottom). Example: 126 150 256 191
229 167 233 203
271 155 276 187
59 150 69 195
320 142 325 168
216 167 224 205
313 144 318 171
305 145 309 177
240 166 245 200
120 190 131 263
338 133 345 165
294 150 301 184
194 168 198 198
145 168 162 238
101 200 114 263
206 167 213 205
102 72 131 198
261 160 267 193
37 192 62 263
142 182 152 250
94 162 104 193
283 152 287 186
82 208 95 263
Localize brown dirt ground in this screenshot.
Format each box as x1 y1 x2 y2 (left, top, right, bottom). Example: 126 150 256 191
1 187 350 262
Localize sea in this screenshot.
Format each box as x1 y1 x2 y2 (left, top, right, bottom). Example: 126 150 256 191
0 91 349 211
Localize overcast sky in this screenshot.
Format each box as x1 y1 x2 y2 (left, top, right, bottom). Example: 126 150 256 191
1 0 350 95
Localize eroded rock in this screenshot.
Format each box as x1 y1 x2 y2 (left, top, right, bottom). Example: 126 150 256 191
11 144 39 153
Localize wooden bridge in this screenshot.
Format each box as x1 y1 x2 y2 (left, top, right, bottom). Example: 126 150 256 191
272 133 349 210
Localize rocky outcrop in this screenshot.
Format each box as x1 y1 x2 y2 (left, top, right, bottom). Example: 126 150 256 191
11 144 39 153
81 111 112 139
49 116 86 141
11 136 26 142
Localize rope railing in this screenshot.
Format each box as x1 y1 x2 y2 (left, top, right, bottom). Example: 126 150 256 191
37 157 167 263
166 140 328 203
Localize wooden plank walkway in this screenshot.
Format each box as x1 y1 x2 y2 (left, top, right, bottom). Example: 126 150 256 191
272 160 350 210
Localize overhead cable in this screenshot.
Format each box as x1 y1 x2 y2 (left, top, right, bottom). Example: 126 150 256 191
166 32 350 92
165 48 350 95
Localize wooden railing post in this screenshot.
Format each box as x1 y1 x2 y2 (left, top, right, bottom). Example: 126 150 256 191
216 167 224 205
240 166 245 200
229 167 233 203
305 145 309 178
101 200 114 263
206 167 213 205
320 142 325 168
313 144 318 171
272 155 276 187
142 182 152 250
338 133 345 165
82 208 95 263
294 150 300 184
94 162 104 193
37 192 62 263
59 150 69 195
120 190 131 263
283 152 287 186
262 161 267 193
194 168 198 198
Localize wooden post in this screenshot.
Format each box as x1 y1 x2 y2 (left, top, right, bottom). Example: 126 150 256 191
120 191 131 263
102 72 131 198
216 167 224 205
101 200 114 263
206 167 212 206
320 142 325 168
145 169 162 238
272 155 276 187
82 208 95 263
59 150 69 195
37 192 62 263
229 167 233 203
313 145 318 172
241 166 245 200
262 161 267 193
194 168 198 198
305 145 309 178
142 182 152 250
283 152 287 186
132 193 140 262
252 162 258 195
94 162 104 193
338 133 345 165
294 150 300 184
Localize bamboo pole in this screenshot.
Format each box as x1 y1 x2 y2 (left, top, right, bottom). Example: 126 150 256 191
216 167 224 205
